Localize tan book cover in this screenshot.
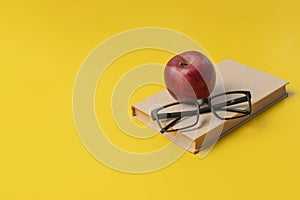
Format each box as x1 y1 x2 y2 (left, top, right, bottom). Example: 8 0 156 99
131 59 288 153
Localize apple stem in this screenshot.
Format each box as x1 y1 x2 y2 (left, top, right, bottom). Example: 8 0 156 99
179 61 189 67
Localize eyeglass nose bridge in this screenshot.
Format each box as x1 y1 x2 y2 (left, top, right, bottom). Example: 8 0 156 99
196 98 209 106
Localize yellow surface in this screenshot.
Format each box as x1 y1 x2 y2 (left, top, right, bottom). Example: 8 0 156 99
1 0 300 199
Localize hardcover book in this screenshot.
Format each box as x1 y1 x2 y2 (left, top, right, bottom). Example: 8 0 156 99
131 60 288 153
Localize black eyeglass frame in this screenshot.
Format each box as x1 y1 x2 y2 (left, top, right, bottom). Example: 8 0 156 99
151 90 252 133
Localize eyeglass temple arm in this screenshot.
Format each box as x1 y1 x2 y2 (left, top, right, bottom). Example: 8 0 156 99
160 117 182 133
216 107 250 114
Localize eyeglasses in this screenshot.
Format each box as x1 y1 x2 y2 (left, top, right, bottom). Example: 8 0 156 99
151 91 252 133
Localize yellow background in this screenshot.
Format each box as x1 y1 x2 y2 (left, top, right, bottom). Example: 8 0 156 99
1 0 300 199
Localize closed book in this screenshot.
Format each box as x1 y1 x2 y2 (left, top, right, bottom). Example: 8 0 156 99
131 59 288 153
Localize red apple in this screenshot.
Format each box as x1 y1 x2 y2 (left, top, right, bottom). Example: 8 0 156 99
164 51 216 100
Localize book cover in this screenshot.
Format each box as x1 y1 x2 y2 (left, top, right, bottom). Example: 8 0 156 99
132 60 288 153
